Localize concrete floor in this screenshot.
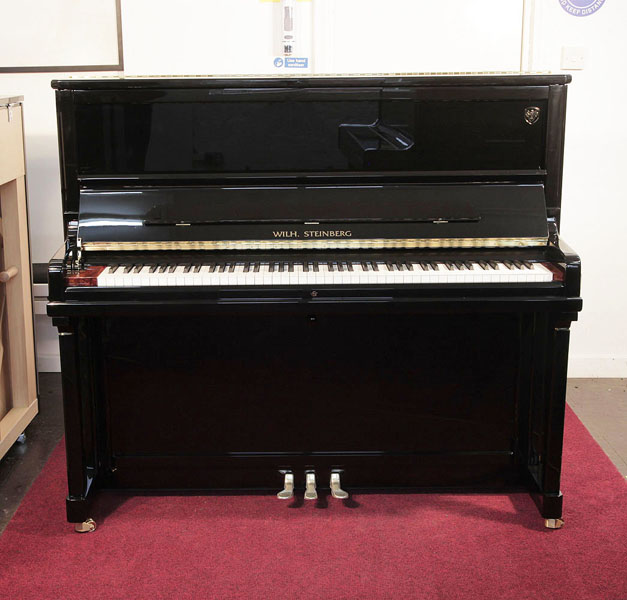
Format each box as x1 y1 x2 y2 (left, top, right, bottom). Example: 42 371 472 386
0 376 625 535
568 378 627 477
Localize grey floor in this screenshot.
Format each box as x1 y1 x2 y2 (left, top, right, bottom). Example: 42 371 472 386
568 378 627 477
0 376 625 535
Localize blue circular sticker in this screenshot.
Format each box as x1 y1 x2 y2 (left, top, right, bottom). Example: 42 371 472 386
274 57 284 68
559 0 606 16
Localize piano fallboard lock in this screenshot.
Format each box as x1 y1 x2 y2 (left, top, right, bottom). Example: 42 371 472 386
304 471 318 500
277 472 294 500
330 472 349 500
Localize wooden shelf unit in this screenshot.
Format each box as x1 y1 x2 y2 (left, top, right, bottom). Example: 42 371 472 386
0 96 38 460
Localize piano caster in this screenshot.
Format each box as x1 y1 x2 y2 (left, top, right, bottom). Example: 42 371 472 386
330 472 349 499
277 472 294 499
304 471 318 500
544 518 564 529
74 518 97 533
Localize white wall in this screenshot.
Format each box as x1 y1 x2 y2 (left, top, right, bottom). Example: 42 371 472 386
0 0 118 68
317 0 523 74
529 1 627 376
0 0 625 376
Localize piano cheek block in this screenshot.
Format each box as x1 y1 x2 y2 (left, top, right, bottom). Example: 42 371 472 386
48 73 581 531
64 266 105 287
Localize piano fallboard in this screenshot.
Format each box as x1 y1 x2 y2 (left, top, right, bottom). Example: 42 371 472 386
77 184 549 251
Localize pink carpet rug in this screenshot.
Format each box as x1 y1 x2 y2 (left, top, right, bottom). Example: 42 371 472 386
1 406 625 599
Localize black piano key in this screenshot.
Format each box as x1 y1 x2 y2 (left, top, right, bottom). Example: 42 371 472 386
386 261 395 271
218 264 227 273
478 260 489 270
253 263 260 273
133 264 143 273
405 262 414 271
522 261 533 270
303 262 310 273
288 262 294 273
228 263 236 273
430 262 439 271
445 261 455 270
193 264 202 273
503 260 514 270
346 262 354 271
109 265 120 274
361 261 369 271
278 262 285 273
183 264 192 273
123 265 133 274
168 265 177 273
488 260 499 270
396 261 405 271
513 260 524 269
158 264 168 273
268 263 275 273
419 261 430 271
243 263 250 273
464 261 474 270
337 262 344 272
372 262 379 271
208 263 217 273
328 262 335 272
148 264 158 273
313 262 319 272
454 261 465 270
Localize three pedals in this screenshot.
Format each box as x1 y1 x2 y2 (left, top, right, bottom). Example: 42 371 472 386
277 471 349 501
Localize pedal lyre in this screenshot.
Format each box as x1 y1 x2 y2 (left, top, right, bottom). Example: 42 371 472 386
330 472 349 499
304 472 318 500
277 472 294 500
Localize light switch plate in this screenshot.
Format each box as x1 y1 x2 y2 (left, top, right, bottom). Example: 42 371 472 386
561 47 586 70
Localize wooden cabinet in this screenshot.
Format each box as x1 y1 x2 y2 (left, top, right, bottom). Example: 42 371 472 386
0 96 37 459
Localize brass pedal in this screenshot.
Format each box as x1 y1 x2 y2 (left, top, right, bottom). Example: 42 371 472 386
304 472 318 500
277 472 294 500
330 472 349 499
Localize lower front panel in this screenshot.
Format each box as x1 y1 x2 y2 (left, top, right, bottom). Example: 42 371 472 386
97 310 526 491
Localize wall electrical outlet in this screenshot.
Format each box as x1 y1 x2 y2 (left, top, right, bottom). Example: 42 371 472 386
561 47 587 70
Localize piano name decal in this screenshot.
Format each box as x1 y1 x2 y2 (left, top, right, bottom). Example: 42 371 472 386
273 230 353 238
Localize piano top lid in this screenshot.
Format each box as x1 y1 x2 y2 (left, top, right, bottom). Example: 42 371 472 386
51 73 572 90
53 73 571 226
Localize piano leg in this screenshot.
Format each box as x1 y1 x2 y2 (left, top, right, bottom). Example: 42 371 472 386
55 317 99 531
530 318 571 529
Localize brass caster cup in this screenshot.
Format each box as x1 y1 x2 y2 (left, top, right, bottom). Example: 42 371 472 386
544 518 564 529
74 518 97 533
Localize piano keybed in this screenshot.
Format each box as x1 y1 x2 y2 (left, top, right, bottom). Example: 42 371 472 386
67 259 557 287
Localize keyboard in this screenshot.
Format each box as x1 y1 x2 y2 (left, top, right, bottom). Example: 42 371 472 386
92 259 555 288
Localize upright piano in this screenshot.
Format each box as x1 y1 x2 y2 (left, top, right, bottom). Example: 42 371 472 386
48 74 582 532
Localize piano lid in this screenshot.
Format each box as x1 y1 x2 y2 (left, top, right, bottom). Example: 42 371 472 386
77 184 548 251
53 75 570 232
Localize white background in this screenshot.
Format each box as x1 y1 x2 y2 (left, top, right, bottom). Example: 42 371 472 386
0 0 625 376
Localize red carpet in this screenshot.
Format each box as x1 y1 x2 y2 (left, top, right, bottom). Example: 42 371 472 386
1 406 625 600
